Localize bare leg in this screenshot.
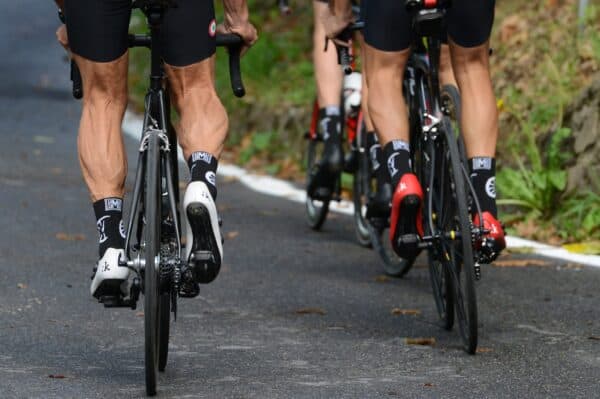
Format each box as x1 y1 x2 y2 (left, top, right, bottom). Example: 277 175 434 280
165 55 228 161
449 40 497 158
439 44 457 88
74 52 129 202
358 34 375 132
363 43 410 146
313 0 343 108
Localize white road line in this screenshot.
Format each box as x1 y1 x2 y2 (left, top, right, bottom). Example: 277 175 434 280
122 111 600 268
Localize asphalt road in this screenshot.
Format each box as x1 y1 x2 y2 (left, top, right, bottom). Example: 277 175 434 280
1 3 599 398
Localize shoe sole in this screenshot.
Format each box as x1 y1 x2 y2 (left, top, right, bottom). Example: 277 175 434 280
186 202 221 284
93 279 125 300
392 195 421 259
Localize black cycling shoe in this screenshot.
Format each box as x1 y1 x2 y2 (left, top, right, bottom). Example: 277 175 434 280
307 140 344 199
366 182 392 219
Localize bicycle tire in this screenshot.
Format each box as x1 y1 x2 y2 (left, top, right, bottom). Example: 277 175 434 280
352 127 372 247
144 132 161 396
369 220 416 277
441 119 478 354
157 293 170 372
305 138 331 230
421 136 455 331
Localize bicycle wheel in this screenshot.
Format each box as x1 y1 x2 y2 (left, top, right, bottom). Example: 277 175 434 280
305 138 331 230
352 127 372 247
421 137 455 331
440 119 478 354
144 132 161 396
157 293 170 372
368 220 416 277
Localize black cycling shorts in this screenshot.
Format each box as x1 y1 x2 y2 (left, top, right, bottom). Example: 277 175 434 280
363 0 495 51
64 0 216 66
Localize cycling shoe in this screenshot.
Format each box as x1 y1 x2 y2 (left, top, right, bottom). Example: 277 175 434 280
91 248 130 299
473 211 506 263
307 141 344 199
183 181 223 284
389 173 424 259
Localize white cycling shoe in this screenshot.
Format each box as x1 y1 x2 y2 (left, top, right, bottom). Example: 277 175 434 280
90 248 130 299
183 181 223 284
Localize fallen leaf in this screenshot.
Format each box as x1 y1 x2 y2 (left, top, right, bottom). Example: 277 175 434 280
295 307 326 316
48 374 66 379
423 383 434 387
33 135 55 144
17 283 27 289
406 337 436 346
476 347 494 353
493 259 550 268
375 275 391 283
55 233 86 241
588 336 600 341
226 231 239 239
392 308 421 316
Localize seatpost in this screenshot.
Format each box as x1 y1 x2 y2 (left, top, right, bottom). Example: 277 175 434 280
148 9 164 91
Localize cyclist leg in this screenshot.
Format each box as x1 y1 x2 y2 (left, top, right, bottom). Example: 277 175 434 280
309 0 345 196
447 0 505 256
363 0 423 257
161 0 224 289
439 44 457 88
358 31 390 216
64 0 131 298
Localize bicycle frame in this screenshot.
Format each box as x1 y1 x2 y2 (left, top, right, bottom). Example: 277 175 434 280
122 8 182 292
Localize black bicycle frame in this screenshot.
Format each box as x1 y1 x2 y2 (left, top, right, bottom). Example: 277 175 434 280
123 8 181 268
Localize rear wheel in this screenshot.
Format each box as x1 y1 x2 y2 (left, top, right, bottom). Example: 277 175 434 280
144 132 161 396
441 120 478 354
305 137 331 230
352 126 372 247
421 136 455 331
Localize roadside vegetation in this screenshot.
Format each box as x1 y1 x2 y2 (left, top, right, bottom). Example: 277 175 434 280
128 0 600 251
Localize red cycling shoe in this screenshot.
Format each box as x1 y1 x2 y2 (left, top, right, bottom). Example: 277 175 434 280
473 211 506 263
389 173 424 259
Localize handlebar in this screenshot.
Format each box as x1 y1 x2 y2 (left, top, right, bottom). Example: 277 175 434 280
333 21 364 75
69 33 246 99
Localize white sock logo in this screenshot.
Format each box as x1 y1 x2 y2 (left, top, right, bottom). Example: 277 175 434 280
370 144 381 170
205 171 216 186
387 153 399 178
485 177 496 199
97 215 110 244
119 219 126 239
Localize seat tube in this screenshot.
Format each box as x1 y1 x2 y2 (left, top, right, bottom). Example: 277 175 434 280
148 10 163 92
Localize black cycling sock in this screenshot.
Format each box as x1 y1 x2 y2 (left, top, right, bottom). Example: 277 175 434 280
469 157 497 217
93 197 125 258
318 107 342 143
188 151 218 200
367 132 389 186
383 139 412 189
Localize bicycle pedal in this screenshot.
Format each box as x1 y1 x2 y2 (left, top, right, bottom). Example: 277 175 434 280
190 250 215 263
99 295 133 309
394 234 421 259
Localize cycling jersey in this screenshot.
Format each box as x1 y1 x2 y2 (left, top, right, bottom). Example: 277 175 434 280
363 0 495 51
64 0 216 66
